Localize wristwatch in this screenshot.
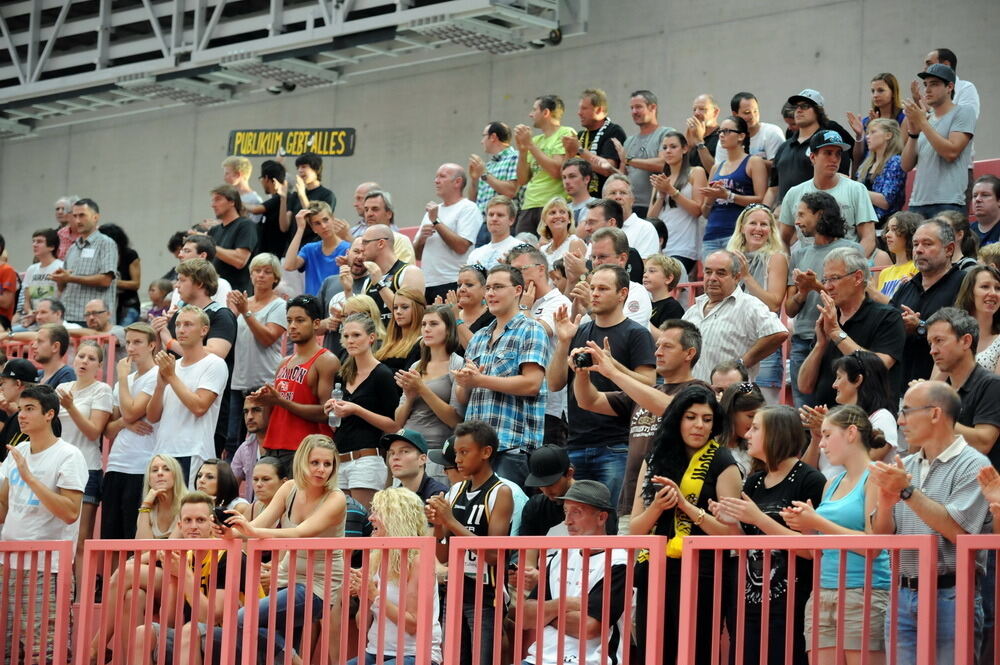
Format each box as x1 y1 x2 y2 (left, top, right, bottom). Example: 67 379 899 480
518 304 529 312
431 218 440 226
696 143 706 150
899 485 915 501
835 330 848 344
377 275 392 290
480 174 488 182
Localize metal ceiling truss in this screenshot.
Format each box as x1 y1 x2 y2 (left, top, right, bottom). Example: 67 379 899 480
0 0 588 137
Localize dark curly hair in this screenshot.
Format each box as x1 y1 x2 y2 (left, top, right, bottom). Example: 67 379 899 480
800 191 846 239
643 384 721 505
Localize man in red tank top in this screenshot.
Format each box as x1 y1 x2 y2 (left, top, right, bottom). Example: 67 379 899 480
252 295 340 462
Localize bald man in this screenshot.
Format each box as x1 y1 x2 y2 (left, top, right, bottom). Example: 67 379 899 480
414 163 483 303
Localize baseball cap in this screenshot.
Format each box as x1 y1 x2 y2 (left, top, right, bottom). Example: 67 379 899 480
787 89 826 109
556 479 616 514
918 63 956 85
379 428 428 454
0 359 40 383
428 436 456 468
808 129 851 153
525 445 571 487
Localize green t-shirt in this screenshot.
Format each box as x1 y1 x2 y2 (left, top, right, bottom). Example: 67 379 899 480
523 125 577 209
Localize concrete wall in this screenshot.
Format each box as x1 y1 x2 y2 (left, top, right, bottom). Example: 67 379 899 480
2 0 997 282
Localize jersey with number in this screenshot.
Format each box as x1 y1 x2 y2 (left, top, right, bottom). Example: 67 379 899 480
446 473 506 586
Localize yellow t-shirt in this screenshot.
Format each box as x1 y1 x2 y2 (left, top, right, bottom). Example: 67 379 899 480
523 125 577 209
877 261 917 298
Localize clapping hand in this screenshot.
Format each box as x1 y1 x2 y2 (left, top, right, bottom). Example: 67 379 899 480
780 499 818 532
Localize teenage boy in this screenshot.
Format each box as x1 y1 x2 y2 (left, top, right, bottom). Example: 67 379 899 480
466 196 521 269
131 491 253 665
286 151 336 246
254 295 338 463
13 228 62 330
382 428 448 502
0 359 43 452
283 202 351 296
102 322 160 539
0 384 87 665
147 305 229 483
426 420 515 665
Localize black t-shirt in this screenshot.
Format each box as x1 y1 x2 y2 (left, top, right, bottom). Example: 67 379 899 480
890 265 967 384
770 123 854 201
116 247 141 315
168 302 238 453
566 318 656 448
334 363 399 453
814 298 906 406
0 415 29 461
288 185 337 246
740 461 825 610
208 217 259 293
588 249 644 284
519 490 618 537
577 121 628 197
689 126 720 171
646 444 736 543
649 297 685 329
951 365 1000 468
258 194 290 257
378 341 422 374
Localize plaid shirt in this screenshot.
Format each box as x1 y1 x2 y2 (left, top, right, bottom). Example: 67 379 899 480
62 231 118 322
475 146 519 214
464 313 550 450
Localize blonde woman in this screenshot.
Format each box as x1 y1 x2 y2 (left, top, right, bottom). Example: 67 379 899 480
56 339 113 577
727 204 788 401
855 118 906 226
325 294 387 360
537 196 585 262
348 487 444 665
89 453 187 662
375 287 426 373
225 434 347 662
326 314 398 509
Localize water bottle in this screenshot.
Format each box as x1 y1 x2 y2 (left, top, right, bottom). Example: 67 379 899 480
328 383 344 428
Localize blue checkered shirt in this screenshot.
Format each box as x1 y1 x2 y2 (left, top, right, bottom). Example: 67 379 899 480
475 147 519 214
464 313 550 450
62 231 118 323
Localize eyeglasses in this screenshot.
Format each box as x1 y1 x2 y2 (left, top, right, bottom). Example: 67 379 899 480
899 405 937 417
718 128 742 136
794 102 814 110
84 310 108 317
743 203 770 213
821 273 857 285
511 243 536 252
361 237 388 244
484 284 513 292
514 263 543 271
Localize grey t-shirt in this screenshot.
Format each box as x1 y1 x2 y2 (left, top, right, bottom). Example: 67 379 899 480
788 238 862 339
231 298 287 390
910 104 976 207
400 354 465 450
779 176 878 248
624 126 672 207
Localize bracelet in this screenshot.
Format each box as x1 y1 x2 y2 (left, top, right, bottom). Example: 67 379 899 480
456 319 464 326
694 508 706 526
726 190 736 203
138 507 152 514
908 132 920 139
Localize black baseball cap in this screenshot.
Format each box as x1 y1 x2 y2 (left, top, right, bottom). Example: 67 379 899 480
428 436 457 468
0 359 40 383
525 445 571 487
808 129 850 153
556 479 616 514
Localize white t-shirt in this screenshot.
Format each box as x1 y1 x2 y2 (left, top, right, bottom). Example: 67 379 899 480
418 199 483 287
818 407 899 479
621 213 660 259
154 353 228 467
531 288 572 419
467 235 521 269
715 121 786 163
108 366 160 474
0 438 88 571
525 547 630 665
19 259 64 314
56 380 113 471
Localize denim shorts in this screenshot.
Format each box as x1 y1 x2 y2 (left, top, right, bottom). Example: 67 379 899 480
83 469 103 505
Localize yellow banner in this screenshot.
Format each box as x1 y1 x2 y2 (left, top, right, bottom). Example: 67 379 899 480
227 128 356 157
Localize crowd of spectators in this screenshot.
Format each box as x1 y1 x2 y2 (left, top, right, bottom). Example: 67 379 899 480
1 47 999 665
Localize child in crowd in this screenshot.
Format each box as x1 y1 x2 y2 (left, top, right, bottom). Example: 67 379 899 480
145 278 173 320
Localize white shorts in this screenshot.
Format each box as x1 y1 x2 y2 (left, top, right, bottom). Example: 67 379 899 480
337 455 388 491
